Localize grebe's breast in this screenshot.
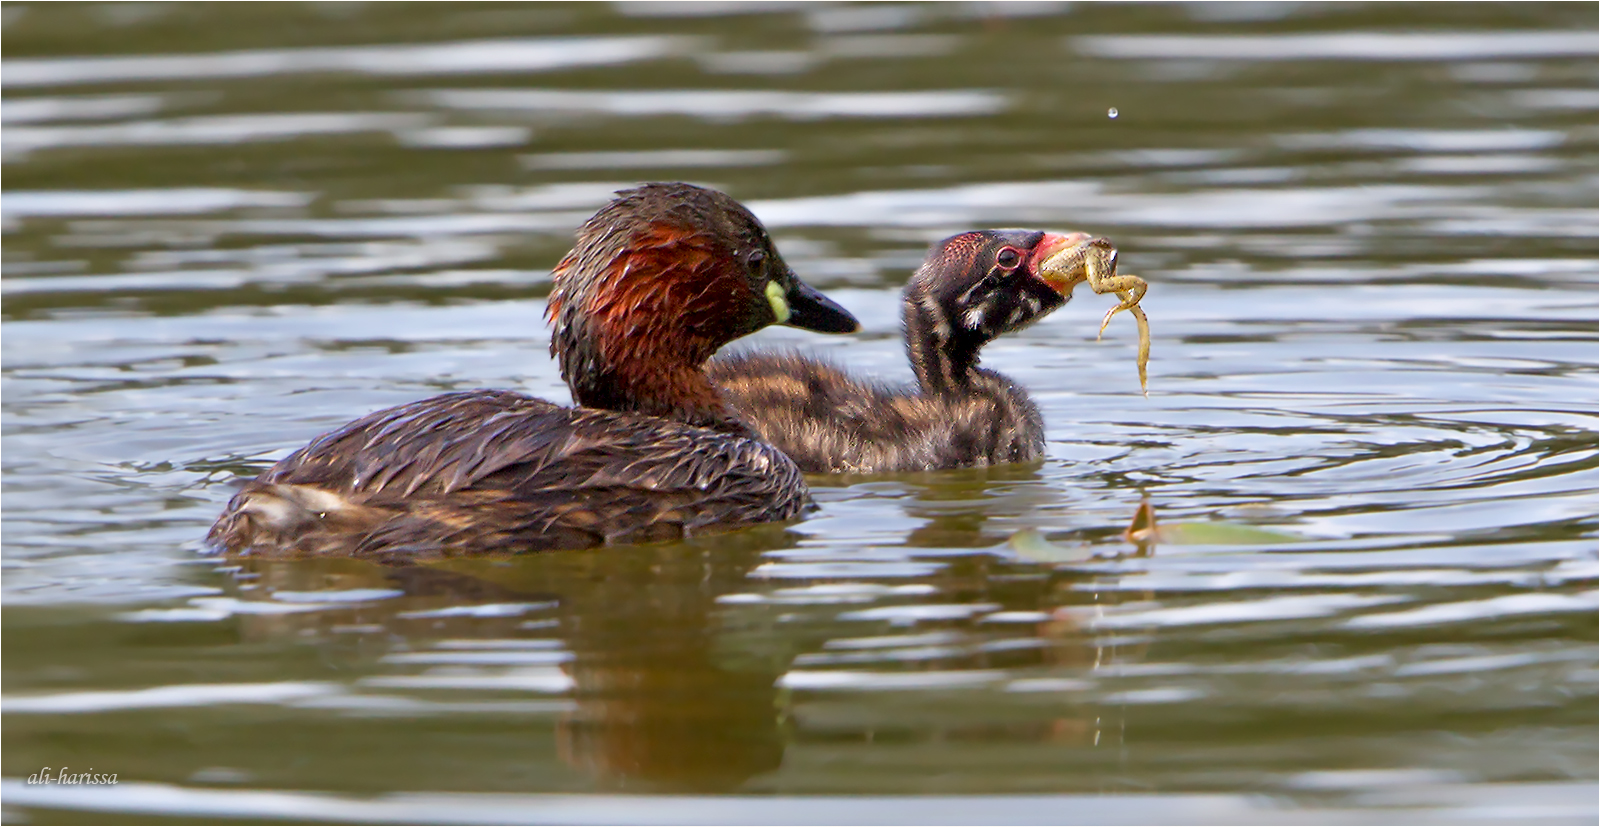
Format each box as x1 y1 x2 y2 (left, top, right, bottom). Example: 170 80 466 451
209 389 808 558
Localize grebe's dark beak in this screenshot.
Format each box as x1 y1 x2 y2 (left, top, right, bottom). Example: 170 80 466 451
782 277 860 334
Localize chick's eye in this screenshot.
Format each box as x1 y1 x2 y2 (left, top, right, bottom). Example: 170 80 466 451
995 246 1022 269
746 249 766 269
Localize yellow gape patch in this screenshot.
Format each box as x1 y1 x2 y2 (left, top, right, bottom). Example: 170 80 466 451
765 280 790 324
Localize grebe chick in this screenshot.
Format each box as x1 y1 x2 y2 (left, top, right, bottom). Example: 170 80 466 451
208 183 859 558
711 230 1101 474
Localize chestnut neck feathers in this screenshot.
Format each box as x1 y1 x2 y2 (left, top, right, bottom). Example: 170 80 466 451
546 183 786 434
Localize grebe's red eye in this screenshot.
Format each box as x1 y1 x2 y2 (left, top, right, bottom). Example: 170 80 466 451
995 246 1022 269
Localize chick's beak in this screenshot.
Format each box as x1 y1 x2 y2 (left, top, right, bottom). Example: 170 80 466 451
781 275 860 334
1031 232 1102 295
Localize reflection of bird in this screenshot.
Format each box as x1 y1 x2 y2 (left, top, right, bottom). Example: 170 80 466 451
552 530 790 792
558 652 785 793
208 183 858 558
711 231 1091 473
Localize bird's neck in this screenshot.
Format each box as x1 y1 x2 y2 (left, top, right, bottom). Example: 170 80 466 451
596 363 748 435
558 314 750 435
903 296 1045 465
550 235 760 436
904 294 984 396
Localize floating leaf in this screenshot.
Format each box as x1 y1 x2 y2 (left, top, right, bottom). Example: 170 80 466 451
1008 528 1096 564
1124 499 1301 547
1153 521 1303 546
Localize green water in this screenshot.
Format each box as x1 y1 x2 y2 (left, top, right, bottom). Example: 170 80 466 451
3 3 1596 823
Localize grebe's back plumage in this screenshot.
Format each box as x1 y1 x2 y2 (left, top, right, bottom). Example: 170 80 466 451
214 390 807 557
712 230 1095 474
208 183 858 558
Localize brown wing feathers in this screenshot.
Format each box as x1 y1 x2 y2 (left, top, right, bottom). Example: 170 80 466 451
213 390 808 557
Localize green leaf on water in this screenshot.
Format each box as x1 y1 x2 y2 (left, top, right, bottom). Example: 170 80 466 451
1008 528 1096 563
1148 521 1303 546
1007 520 1302 560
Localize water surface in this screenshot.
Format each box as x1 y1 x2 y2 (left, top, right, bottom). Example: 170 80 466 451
3 3 1596 823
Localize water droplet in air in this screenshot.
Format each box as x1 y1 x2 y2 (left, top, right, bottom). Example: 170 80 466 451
1107 107 1119 119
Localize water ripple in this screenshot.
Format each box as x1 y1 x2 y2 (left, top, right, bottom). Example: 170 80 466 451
1073 31 1599 61
2 4 1594 815
2 36 689 88
414 88 1007 120
1345 591 1598 629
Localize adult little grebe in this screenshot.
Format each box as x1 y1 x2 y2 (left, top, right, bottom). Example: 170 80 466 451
710 230 1111 474
208 183 859 558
